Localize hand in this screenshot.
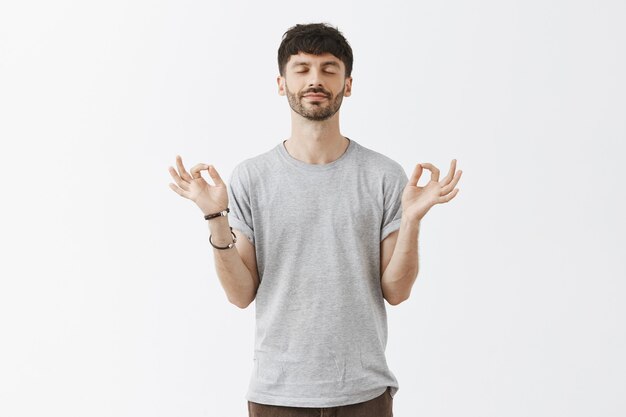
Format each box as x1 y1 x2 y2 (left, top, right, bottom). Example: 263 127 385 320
401 159 463 222
168 155 229 215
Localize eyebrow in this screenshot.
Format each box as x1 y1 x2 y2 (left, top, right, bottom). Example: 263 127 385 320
291 60 341 68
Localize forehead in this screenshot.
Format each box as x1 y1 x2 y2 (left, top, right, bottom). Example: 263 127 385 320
287 52 344 68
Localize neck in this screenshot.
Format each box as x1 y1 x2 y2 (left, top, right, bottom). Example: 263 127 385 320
284 111 349 165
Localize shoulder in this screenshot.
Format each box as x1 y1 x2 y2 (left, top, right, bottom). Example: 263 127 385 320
231 144 280 182
353 140 406 179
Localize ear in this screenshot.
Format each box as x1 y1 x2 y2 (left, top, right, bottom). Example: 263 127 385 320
277 75 285 96
343 76 353 97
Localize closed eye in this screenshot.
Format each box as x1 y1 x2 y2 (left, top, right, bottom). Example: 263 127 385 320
296 69 337 74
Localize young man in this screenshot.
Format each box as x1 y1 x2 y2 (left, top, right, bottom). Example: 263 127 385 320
168 22 462 416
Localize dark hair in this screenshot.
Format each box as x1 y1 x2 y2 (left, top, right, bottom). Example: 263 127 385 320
277 23 353 78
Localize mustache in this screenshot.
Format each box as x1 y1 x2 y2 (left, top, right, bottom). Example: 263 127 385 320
301 88 330 97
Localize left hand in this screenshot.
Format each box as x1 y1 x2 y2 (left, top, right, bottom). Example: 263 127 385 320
401 159 463 222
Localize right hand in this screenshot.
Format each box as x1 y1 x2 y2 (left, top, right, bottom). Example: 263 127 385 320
168 155 229 215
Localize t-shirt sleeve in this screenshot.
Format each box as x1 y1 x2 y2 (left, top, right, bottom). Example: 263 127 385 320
380 164 409 242
227 164 255 245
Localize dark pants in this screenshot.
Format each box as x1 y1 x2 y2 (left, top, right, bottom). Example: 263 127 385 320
247 387 393 417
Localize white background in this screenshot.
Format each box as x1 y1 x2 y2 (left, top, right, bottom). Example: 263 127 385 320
1 1 625 416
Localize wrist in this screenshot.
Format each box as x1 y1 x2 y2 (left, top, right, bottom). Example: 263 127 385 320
400 215 421 232
207 217 235 247
208 215 230 229
197 202 226 217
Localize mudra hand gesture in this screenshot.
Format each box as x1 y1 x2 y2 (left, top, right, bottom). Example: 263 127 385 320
401 159 463 222
168 155 228 216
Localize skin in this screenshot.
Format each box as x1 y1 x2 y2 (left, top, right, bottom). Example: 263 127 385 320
277 52 353 165
380 160 462 305
167 51 463 307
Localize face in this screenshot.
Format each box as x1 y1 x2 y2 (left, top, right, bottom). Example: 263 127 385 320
277 52 352 121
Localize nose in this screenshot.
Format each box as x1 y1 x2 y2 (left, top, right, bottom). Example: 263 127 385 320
306 68 325 88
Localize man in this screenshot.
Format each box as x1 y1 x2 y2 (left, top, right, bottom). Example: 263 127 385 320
168 22 462 417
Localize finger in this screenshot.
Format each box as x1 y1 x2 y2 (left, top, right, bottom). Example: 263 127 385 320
168 166 190 191
190 163 209 180
408 163 423 187
441 159 457 186
438 188 459 203
176 155 193 181
440 170 462 195
419 162 440 182
168 182 190 199
206 165 225 187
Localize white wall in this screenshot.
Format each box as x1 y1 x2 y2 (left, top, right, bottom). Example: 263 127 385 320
1 1 624 416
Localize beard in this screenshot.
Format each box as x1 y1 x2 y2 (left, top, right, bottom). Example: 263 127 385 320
285 84 345 121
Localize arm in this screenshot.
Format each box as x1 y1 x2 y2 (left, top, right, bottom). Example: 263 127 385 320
380 158 463 305
168 155 259 309
208 216 260 309
380 218 420 305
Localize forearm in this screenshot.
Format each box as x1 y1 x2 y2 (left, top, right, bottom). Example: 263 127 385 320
208 216 256 308
381 217 420 304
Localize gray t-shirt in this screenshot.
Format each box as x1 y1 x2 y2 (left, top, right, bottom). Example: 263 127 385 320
227 137 408 408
